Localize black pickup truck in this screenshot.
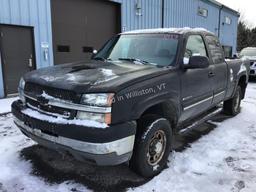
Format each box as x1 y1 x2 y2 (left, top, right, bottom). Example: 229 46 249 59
12 28 250 177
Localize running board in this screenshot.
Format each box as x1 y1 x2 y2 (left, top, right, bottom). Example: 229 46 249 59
178 108 223 135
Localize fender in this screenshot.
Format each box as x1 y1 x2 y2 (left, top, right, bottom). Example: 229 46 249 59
231 62 249 98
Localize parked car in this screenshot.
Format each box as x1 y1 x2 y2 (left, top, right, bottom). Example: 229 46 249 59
240 47 256 77
12 28 250 178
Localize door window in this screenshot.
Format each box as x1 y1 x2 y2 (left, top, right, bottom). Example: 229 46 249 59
205 35 224 64
184 35 207 64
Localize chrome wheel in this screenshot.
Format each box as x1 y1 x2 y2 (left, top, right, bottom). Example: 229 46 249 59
147 130 167 166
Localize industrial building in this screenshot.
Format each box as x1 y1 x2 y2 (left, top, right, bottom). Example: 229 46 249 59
0 0 239 98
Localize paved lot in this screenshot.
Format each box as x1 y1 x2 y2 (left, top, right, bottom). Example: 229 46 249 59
0 80 255 192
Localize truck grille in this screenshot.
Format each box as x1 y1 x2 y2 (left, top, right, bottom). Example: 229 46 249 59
26 97 74 118
24 82 80 119
24 82 80 103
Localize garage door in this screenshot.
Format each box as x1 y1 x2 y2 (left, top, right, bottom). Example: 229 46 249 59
51 0 121 65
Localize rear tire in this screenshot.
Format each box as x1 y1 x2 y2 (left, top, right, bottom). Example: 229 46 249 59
130 115 172 178
223 86 242 116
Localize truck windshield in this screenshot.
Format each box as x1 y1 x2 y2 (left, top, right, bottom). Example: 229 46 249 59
240 48 256 57
94 34 180 67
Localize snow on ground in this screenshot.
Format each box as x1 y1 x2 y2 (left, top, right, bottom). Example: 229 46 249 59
0 83 255 192
0 97 18 114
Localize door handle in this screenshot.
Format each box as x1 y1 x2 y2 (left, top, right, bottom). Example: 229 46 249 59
208 71 215 78
28 58 33 68
28 58 33 67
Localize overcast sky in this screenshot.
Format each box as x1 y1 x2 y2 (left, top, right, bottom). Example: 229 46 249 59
217 0 256 28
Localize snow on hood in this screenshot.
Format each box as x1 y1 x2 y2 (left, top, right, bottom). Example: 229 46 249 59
93 68 119 85
24 61 161 93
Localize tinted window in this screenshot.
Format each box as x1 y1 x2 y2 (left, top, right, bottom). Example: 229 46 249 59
184 35 207 59
205 35 224 64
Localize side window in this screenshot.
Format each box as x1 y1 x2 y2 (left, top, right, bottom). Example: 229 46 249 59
205 35 224 64
184 35 207 62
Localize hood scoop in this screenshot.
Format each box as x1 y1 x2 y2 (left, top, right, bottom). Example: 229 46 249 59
69 65 97 73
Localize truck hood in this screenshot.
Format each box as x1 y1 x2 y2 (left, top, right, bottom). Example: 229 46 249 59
24 60 169 93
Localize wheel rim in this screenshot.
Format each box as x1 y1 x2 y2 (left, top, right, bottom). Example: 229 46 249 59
147 130 167 166
234 90 240 113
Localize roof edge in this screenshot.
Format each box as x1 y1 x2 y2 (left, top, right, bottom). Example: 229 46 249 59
203 0 240 17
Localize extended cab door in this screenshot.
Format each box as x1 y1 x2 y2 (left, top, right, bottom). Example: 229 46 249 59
205 35 228 104
180 34 214 122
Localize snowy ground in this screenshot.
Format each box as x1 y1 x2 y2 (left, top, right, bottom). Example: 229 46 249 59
0 82 256 192
0 97 18 114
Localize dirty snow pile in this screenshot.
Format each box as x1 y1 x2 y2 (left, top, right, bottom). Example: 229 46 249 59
0 83 255 192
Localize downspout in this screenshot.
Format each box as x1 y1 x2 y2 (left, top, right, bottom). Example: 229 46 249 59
218 5 224 38
161 0 165 28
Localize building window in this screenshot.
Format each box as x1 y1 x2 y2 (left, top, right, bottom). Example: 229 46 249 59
198 7 208 18
57 45 70 52
225 16 232 25
222 45 233 58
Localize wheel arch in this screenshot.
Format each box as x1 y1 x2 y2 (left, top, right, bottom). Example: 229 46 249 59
138 100 179 131
237 75 247 99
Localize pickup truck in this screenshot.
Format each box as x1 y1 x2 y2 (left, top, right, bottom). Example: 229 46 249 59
12 28 250 178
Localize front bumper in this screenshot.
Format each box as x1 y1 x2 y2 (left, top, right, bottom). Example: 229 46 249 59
12 100 136 165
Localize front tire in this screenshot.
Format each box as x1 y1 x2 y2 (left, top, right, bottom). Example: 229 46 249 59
130 115 172 178
223 86 242 116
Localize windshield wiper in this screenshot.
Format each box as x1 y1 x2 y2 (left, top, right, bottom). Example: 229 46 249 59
118 58 155 65
93 57 112 62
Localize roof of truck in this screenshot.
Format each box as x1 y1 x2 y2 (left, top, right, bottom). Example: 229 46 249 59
122 27 215 35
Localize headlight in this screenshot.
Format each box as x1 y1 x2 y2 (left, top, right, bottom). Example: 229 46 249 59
81 93 114 107
18 78 25 103
77 111 111 124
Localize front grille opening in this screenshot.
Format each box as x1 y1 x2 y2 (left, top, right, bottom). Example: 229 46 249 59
24 82 81 103
26 97 75 119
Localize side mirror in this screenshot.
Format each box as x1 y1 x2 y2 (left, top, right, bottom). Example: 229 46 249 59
184 56 209 69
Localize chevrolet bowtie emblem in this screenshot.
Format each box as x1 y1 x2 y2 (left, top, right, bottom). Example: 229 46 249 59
36 95 49 106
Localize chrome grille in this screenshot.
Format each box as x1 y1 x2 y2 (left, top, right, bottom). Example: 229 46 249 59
24 82 80 103
23 82 79 119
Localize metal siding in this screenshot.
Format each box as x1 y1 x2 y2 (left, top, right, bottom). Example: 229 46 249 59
111 0 162 32
220 8 238 55
0 0 53 97
163 0 238 54
164 0 220 36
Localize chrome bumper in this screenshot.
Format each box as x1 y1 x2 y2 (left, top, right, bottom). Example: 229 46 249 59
14 117 135 165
